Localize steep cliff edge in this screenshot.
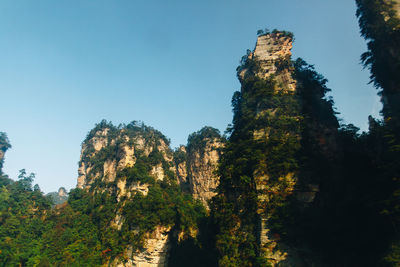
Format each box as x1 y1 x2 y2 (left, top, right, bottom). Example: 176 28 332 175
212 31 339 266
76 121 177 266
175 127 223 208
187 134 222 207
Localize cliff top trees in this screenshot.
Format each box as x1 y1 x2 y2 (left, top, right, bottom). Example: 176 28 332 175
0 132 11 175
356 0 400 120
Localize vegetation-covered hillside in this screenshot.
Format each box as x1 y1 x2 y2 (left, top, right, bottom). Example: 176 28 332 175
0 122 210 266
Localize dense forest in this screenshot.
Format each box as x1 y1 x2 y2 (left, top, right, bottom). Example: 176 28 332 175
1 0 400 266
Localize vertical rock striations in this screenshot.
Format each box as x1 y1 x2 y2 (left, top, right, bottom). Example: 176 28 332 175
185 127 223 208
172 127 223 209
77 122 173 192
213 31 338 266
76 121 223 266
239 31 296 92
239 32 300 264
77 121 176 267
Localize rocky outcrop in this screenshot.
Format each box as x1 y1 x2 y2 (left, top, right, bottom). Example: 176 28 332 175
187 136 222 208
77 121 175 266
77 122 223 266
111 226 171 267
174 146 188 188
237 31 338 266
240 32 299 264
240 32 297 92
77 123 172 196
174 127 223 208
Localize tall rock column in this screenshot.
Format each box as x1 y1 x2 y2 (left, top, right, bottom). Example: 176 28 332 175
213 31 303 266
76 121 176 267
174 127 223 209
242 32 299 264
187 134 222 208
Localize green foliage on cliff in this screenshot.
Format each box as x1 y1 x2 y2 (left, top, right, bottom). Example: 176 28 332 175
59 180 205 265
0 168 206 266
81 120 172 180
256 28 294 39
213 24 400 266
173 147 187 165
0 132 11 153
212 49 306 265
0 120 209 266
356 0 400 116
187 126 222 154
83 119 170 147
356 1 400 265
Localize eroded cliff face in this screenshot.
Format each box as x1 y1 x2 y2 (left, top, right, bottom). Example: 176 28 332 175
174 127 223 208
174 146 189 191
187 136 222 208
77 122 223 266
77 122 175 266
240 32 296 92
250 33 299 265
77 127 172 192
111 226 171 267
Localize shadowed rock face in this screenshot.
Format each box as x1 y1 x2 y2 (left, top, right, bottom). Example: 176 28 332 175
174 145 188 187
233 31 339 266
237 32 301 265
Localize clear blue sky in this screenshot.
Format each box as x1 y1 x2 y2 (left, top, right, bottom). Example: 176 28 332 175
0 0 380 193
